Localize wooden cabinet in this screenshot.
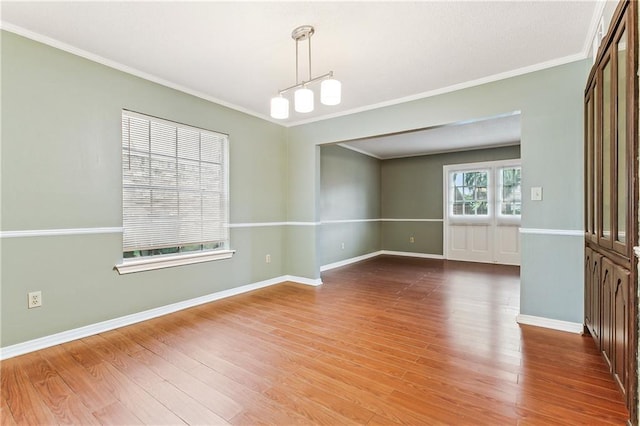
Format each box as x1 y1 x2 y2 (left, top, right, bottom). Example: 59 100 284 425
613 265 630 397
584 0 637 420
584 247 601 346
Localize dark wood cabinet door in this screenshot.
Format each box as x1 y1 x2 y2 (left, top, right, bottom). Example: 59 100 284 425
600 258 614 372
585 247 602 346
613 265 630 397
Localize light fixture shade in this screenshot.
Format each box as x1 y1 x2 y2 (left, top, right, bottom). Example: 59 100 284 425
294 87 314 113
321 79 341 106
270 96 289 119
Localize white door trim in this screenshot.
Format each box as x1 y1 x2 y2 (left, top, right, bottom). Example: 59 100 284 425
443 159 522 265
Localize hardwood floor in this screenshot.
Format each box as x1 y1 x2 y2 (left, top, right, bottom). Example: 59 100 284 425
1 255 630 425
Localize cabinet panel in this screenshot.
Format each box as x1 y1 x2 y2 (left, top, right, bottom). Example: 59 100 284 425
585 248 602 347
613 265 630 397
600 257 614 371
599 57 613 248
614 25 628 253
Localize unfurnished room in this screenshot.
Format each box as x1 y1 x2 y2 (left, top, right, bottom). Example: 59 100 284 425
1 1 639 425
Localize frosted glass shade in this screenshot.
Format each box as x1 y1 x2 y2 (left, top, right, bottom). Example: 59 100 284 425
294 87 314 113
321 79 341 106
270 96 289 119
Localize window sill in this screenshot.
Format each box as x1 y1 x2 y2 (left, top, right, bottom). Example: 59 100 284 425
115 249 235 274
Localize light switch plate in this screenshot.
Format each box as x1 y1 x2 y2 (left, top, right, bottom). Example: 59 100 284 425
531 187 543 201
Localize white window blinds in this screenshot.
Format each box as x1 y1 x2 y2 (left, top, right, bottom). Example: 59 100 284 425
121 111 229 254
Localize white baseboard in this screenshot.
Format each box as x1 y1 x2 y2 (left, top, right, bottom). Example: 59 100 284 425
0 274 319 360
320 251 384 271
516 314 583 334
284 275 323 286
320 250 444 272
380 250 445 259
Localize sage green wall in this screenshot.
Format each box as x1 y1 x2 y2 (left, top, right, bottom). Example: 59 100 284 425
320 145 381 265
381 145 520 254
288 59 590 324
1 29 592 347
1 32 288 346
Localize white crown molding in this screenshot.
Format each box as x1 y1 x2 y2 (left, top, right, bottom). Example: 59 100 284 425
517 314 583 334
581 0 608 58
0 22 281 126
0 274 320 360
519 228 584 237
2 21 587 130
0 227 123 238
336 143 383 160
288 52 587 127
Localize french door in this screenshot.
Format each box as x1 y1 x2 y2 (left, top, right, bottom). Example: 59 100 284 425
443 159 521 265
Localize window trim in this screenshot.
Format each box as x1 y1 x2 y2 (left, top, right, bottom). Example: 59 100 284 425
448 167 492 224
443 159 522 226
116 110 232 273
496 164 522 225
115 249 235 274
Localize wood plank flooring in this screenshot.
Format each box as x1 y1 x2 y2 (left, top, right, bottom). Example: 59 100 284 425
1 255 630 425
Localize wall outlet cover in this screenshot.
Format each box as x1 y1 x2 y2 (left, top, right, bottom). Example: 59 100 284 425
531 187 543 201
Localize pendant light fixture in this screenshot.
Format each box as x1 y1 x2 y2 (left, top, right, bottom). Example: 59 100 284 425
270 25 341 119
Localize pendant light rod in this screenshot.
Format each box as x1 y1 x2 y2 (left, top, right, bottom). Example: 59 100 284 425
278 71 334 95
270 25 341 119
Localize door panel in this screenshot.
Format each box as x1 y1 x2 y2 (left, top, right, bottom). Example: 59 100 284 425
444 160 520 265
447 224 492 263
495 225 520 265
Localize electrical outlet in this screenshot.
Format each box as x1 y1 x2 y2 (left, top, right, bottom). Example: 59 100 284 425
265 254 271 264
28 291 42 309
409 236 415 243
341 242 345 250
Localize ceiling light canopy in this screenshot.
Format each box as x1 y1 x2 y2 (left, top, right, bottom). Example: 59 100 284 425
270 25 341 119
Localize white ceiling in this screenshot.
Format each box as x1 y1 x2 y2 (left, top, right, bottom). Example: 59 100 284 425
1 1 605 129
338 112 521 159
1 1 606 158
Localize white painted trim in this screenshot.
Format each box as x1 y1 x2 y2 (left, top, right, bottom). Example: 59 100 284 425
0 22 278 126
380 218 443 222
0 274 320 360
519 228 584 237
284 275 323 287
336 143 383 160
0 227 123 238
1 22 587 130
291 53 586 127
188 221 320 229
229 222 289 228
320 251 384 271
633 246 640 258
321 219 380 224
442 159 522 263
380 250 444 259
516 314 583 334
320 218 443 224
0 223 320 238
114 250 236 274
582 0 608 58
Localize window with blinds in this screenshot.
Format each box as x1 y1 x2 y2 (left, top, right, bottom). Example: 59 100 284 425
121 110 229 260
